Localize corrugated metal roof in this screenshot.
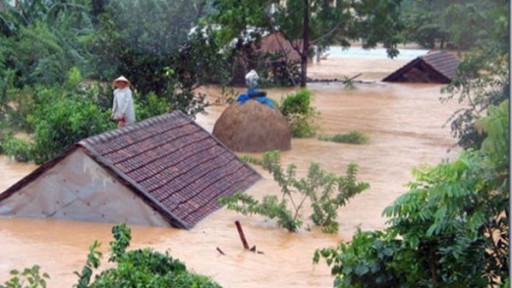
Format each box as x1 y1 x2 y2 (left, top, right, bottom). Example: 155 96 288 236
383 51 460 83
1 111 261 229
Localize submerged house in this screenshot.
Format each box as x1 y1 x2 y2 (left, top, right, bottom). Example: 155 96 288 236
383 51 459 84
231 32 303 86
0 111 261 229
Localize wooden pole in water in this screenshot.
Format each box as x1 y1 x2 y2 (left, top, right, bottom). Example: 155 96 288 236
235 220 250 250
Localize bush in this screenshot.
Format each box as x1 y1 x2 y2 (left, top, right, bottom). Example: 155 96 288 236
314 100 509 287
278 89 319 138
135 92 172 120
313 230 405 287
0 265 50 288
1 224 221 288
75 224 222 288
27 96 113 164
221 151 369 233
318 131 369 144
1 133 33 162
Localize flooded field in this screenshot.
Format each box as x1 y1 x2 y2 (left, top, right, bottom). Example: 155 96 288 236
0 52 461 287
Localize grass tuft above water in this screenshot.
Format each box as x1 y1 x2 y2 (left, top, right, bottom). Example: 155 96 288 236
318 131 369 144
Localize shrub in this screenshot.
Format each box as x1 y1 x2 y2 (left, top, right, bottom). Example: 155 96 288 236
314 100 509 287
221 151 369 233
135 92 172 120
313 230 405 287
0 265 50 288
28 96 113 164
318 131 369 144
2 224 221 288
1 132 33 162
278 89 319 138
75 224 222 288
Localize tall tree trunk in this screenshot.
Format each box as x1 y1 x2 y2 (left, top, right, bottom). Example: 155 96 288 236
300 0 309 87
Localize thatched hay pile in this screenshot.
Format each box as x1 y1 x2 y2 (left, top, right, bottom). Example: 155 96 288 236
213 100 291 152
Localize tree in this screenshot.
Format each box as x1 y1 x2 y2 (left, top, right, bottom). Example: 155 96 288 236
89 0 211 116
0 0 94 88
441 0 509 149
315 100 509 287
400 0 503 51
210 0 404 87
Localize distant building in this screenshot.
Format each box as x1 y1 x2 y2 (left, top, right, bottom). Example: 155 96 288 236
232 32 303 86
383 51 460 84
0 111 261 229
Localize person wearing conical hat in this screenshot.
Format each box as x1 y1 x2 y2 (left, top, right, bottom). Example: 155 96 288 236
111 76 136 128
236 70 274 108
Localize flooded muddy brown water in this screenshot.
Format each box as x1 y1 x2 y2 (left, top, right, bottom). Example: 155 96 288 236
0 53 462 287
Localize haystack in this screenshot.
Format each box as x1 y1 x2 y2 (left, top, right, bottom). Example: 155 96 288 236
213 100 291 152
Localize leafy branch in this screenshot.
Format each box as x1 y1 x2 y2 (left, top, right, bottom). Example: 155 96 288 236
221 151 369 233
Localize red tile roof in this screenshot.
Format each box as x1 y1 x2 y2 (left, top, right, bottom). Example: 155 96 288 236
1 111 261 229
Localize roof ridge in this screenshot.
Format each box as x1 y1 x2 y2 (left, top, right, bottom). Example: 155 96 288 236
80 111 184 146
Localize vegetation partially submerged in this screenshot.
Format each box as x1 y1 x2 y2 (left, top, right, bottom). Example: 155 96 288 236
318 131 369 145
0 0 509 287
221 151 369 233
312 0 510 285
314 100 509 287
277 89 319 138
1 224 221 288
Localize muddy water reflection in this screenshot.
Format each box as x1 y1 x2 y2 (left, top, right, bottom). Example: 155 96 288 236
0 56 461 287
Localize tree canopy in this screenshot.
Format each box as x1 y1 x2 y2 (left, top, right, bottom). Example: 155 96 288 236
209 0 404 87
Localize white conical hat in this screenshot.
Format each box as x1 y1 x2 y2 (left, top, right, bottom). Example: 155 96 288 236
245 70 259 88
112 76 130 87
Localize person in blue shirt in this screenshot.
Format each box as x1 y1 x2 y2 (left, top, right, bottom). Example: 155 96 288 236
236 70 275 108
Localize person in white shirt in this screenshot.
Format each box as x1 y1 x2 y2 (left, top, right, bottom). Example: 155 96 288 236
111 76 136 128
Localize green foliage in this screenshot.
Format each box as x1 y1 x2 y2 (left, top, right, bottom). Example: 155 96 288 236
1 66 186 164
0 265 50 288
135 92 172 120
315 101 509 286
1 133 33 162
220 192 302 232
309 163 370 233
313 230 404 287
27 92 113 164
280 88 311 115
222 151 368 233
318 131 369 145
436 0 509 149
2 224 221 288
1 69 115 164
401 1 505 50
74 240 103 288
278 89 318 138
0 0 93 88
75 224 221 288
88 0 210 117
108 224 131 262
210 0 404 87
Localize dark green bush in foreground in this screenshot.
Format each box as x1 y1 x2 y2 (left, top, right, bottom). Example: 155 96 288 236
75 224 221 288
